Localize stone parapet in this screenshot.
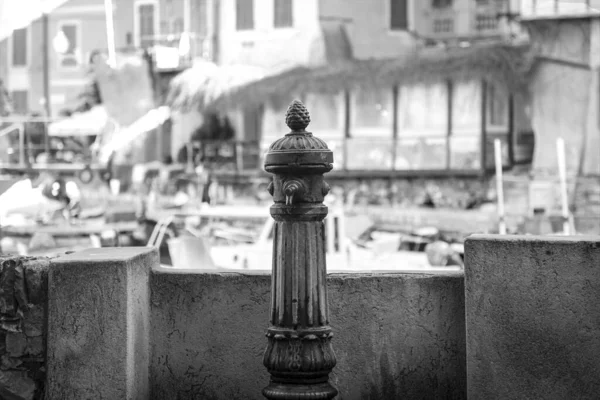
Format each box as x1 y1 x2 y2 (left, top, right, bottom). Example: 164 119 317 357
47 248 156 400
0 256 49 400
150 269 466 399
465 234 600 399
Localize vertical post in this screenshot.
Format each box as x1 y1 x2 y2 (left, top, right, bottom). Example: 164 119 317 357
556 137 571 235
104 0 117 67
42 13 51 160
446 80 453 170
494 139 507 235
262 100 338 399
480 80 487 172
507 94 515 167
18 124 25 167
391 85 399 171
343 90 350 171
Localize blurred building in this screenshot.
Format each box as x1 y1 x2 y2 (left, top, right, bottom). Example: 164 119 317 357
517 0 600 228
0 0 123 117
166 0 534 176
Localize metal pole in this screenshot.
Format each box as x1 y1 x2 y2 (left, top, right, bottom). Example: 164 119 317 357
18 125 25 167
262 100 338 399
556 137 571 235
42 13 51 161
104 0 117 67
494 139 507 235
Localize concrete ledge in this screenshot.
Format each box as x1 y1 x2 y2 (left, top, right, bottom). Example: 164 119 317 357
150 269 466 399
47 248 157 400
465 234 600 399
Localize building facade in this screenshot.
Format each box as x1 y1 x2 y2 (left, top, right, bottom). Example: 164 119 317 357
1 0 122 117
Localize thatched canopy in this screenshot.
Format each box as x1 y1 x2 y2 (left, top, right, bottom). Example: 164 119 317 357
166 62 267 113
204 42 533 111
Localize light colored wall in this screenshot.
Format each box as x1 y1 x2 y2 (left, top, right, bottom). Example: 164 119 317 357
526 18 599 177
319 0 417 59
217 0 322 71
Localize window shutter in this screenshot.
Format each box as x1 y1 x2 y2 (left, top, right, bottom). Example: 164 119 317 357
274 0 293 28
390 0 408 30
236 0 254 30
12 28 27 66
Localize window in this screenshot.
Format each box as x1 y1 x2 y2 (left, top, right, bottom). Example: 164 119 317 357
390 0 408 30
11 28 28 67
349 88 394 169
236 0 254 30
11 91 28 115
397 83 448 169
452 81 481 133
486 82 509 129
274 0 293 28
137 3 157 48
304 93 343 135
58 22 81 68
262 95 296 142
304 93 344 168
352 88 393 137
191 0 209 36
432 0 453 8
450 80 482 169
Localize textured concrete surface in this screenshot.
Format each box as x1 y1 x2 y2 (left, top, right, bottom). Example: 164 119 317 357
150 268 466 399
47 248 157 400
0 256 49 400
465 235 600 399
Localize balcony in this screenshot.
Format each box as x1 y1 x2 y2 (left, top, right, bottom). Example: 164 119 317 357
426 8 457 39
142 33 214 71
520 0 600 20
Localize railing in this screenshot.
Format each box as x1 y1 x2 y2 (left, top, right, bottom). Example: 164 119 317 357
0 116 95 168
140 33 213 69
520 0 599 19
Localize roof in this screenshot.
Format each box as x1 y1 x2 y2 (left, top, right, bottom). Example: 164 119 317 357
207 42 534 111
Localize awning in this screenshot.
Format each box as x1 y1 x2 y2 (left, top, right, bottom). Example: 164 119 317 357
0 0 70 41
98 106 171 164
48 106 111 137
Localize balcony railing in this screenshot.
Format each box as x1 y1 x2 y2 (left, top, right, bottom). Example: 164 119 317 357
140 33 213 70
520 0 600 19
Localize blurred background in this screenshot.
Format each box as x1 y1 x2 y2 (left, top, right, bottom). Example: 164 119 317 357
0 0 599 268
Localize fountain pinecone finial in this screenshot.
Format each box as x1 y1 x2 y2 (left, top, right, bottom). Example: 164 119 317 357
285 100 311 132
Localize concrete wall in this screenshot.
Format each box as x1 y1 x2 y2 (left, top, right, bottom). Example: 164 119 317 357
0 256 49 400
150 269 466 400
465 234 600 399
